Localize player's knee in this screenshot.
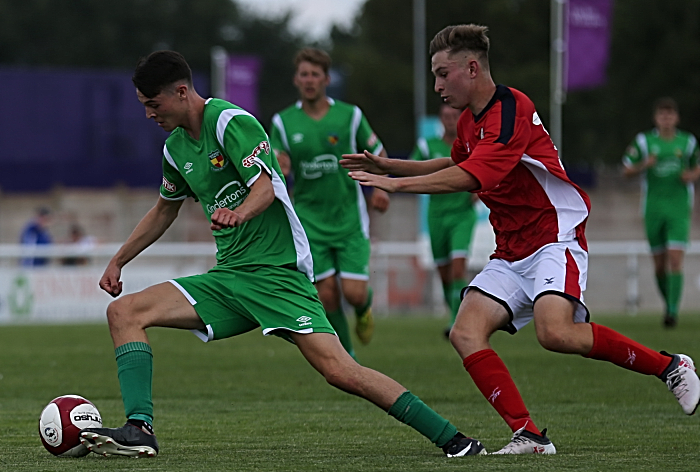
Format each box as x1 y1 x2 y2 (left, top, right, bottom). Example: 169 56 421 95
448 320 480 351
344 289 366 308
535 325 569 352
106 296 140 328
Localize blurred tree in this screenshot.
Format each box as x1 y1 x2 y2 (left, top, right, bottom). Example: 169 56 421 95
0 0 302 128
331 0 700 167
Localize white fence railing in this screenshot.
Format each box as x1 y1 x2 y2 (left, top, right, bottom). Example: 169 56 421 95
0 240 696 324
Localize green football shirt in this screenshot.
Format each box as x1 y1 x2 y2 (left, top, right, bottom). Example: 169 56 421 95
623 129 699 215
269 99 383 241
160 98 314 280
409 137 474 217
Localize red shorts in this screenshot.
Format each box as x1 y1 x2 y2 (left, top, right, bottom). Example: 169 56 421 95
467 240 590 334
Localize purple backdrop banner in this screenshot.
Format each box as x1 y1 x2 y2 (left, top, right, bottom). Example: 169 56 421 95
225 56 262 116
0 67 207 192
565 0 614 91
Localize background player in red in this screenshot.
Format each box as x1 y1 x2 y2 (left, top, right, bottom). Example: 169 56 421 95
341 24 700 454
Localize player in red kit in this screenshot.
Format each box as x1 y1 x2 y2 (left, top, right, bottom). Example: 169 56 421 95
341 24 700 454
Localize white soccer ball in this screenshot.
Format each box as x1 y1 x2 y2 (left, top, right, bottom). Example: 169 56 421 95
39 395 102 457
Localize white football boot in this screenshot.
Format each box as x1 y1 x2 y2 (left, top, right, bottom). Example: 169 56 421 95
491 425 556 455
660 353 700 415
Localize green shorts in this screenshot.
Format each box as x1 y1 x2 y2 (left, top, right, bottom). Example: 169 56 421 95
428 208 477 265
309 230 370 282
644 210 690 253
170 265 335 343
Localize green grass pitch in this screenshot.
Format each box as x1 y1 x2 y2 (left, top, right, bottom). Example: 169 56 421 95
1 314 698 471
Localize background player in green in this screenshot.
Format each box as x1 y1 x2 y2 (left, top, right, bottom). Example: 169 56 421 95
623 97 700 327
410 104 477 338
270 48 389 358
79 50 485 459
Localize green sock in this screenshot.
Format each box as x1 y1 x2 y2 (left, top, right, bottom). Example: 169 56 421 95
441 283 451 310
115 342 154 424
354 287 373 317
449 279 466 325
325 308 355 358
655 272 668 304
388 391 458 447
666 272 683 318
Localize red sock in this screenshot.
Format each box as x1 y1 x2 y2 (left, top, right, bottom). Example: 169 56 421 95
584 323 673 376
463 349 541 435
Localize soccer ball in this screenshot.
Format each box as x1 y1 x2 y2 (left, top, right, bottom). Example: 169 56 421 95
39 395 102 457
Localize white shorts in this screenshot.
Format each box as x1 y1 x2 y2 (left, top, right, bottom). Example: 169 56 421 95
466 240 590 334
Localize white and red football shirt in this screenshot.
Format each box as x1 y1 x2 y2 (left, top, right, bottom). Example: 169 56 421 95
453 85 590 262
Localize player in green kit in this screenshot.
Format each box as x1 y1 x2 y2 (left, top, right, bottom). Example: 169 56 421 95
623 97 700 327
410 104 477 338
270 48 389 358
78 50 485 459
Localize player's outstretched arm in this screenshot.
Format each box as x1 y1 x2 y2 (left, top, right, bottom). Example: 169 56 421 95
349 165 479 195
341 150 453 177
100 197 184 297
210 172 275 230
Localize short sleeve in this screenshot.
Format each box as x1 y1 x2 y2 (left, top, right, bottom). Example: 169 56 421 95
355 107 384 154
688 134 699 168
160 145 193 201
219 111 274 187
410 138 429 161
622 134 645 168
269 113 289 155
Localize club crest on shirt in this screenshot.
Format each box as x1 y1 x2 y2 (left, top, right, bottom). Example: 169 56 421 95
327 133 339 145
367 132 378 148
243 141 271 168
208 149 227 171
162 176 176 192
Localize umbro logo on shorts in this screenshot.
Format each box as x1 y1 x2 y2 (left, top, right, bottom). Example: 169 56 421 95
296 315 312 327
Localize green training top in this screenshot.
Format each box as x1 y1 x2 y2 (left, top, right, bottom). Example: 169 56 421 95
269 98 383 241
160 98 314 280
623 129 699 215
409 136 474 218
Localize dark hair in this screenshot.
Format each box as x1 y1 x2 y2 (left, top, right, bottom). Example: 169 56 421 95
294 48 331 75
132 50 193 98
653 97 678 113
429 24 490 64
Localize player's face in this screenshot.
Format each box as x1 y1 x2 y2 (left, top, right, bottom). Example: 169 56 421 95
137 86 185 132
294 61 330 102
431 51 474 110
653 108 679 132
439 105 461 135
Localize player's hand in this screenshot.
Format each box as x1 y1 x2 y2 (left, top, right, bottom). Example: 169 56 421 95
340 150 389 175
99 262 123 297
348 171 398 193
210 208 245 230
645 154 657 168
370 188 390 213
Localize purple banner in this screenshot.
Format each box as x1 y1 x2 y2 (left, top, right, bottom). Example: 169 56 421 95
225 56 262 116
565 0 614 91
0 67 208 192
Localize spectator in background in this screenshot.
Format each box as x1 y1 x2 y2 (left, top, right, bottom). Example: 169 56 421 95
622 98 700 328
61 223 95 266
19 207 52 266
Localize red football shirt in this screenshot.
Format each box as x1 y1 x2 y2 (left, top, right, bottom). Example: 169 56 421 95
453 85 590 262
